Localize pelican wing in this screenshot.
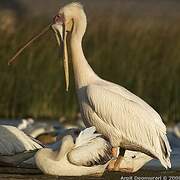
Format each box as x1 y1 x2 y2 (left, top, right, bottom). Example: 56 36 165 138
86 84 171 168
68 127 112 166
100 81 166 132
0 125 42 156
74 126 99 147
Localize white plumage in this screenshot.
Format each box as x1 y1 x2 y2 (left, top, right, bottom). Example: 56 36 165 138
0 125 42 166
52 2 171 171
68 126 112 166
0 125 42 155
17 118 34 131
74 126 99 147
35 127 112 176
86 83 171 168
17 118 54 138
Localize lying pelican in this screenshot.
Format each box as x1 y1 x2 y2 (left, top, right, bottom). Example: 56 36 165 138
0 124 152 173
52 2 171 171
0 125 43 167
35 126 112 176
35 126 153 175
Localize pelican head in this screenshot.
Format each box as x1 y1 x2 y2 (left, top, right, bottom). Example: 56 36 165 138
53 3 84 36
52 3 85 91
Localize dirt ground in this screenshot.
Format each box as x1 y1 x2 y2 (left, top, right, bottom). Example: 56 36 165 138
0 166 180 180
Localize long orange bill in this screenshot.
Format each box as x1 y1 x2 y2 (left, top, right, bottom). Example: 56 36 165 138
8 23 52 66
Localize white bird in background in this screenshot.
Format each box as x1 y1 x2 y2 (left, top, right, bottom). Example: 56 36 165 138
17 118 34 130
0 125 43 167
18 118 54 138
52 2 171 171
35 126 112 176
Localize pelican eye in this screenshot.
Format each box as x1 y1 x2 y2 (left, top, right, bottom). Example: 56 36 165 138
132 155 136 159
53 14 65 24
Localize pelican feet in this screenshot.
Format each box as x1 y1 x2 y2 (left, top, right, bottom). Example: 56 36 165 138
114 157 134 173
107 156 134 173
107 159 116 171
107 147 118 171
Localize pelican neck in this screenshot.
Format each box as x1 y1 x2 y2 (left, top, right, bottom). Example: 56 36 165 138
56 136 74 160
70 16 99 89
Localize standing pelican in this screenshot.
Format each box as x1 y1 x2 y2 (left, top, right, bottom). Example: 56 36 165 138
52 2 171 171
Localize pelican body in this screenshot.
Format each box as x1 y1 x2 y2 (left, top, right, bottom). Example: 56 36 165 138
52 3 171 170
35 126 152 175
35 127 112 176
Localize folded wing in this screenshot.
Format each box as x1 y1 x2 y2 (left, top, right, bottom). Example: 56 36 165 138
68 127 112 166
